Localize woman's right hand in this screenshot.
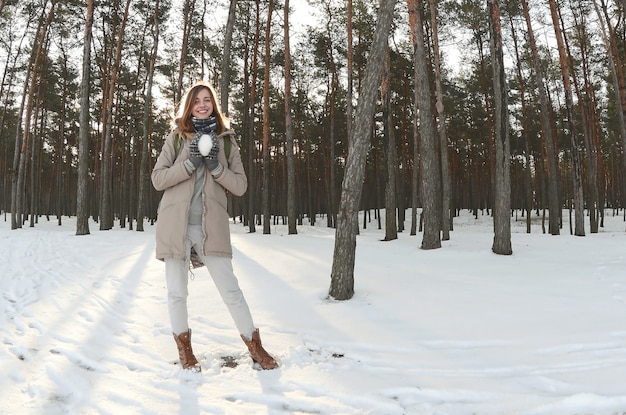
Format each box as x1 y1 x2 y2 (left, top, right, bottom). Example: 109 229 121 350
185 133 204 174
187 134 204 169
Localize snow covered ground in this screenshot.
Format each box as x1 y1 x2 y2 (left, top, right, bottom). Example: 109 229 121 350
1 209 626 415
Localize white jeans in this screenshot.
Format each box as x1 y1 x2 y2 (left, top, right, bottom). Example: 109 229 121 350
165 224 255 339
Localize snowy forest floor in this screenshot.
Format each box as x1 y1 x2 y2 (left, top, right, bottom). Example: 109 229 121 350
1 209 626 415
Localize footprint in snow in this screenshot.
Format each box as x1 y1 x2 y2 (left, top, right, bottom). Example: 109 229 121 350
78 310 94 323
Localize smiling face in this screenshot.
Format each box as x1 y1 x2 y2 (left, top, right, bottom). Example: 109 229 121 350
176 81 229 135
191 87 214 119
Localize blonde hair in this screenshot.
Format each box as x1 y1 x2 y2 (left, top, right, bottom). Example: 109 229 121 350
174 80 230 136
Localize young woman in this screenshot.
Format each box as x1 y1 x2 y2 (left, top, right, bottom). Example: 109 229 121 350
151 81 277 371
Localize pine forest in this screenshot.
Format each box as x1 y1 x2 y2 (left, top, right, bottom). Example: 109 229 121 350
1 0 625 254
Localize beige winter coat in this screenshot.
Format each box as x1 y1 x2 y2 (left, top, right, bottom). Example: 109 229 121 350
151 128 247 261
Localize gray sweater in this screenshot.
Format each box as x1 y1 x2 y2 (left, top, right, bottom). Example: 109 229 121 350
188 165 205 225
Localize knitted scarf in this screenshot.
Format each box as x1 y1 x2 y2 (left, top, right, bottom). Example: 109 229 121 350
191 115 218 134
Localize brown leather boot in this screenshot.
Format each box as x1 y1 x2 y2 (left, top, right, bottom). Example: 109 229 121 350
173 329 201 372
241 328 278 370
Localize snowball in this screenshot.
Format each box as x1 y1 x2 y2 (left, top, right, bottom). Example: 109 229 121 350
198 134 213 156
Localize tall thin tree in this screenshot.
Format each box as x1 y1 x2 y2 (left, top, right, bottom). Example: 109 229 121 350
99 0 132 231
177 0 196 102
565 3 598 232
594 0 626 216
261 0 273 234
220 0 237 116
508 12 533 233
383 47 398 241
407 0 420 236
429 0 451 240
409 0 441 250
56 44 70 226
488 0 512 255
284 0 297 235
246 0 261 233
548 0 584 236
322 0 339 229
346 0 354 146
137 0 160 232
521 0 560 235
2 15 31 224
13 1 57 230
329 0 398 301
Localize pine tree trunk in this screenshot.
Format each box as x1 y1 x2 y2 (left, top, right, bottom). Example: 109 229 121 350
329 0 397 301
428 0 451 241
137 0 160 232
549 0 585 236
99 0 131 231
488 0 512 255
220 0 237 115
0 38 15 221
261 0 273 234
521 0 560 235
594 0 626 219
13 1 56 230
177 0 195 103
284 0 297 235
246 0 261 233
407 0 420 237
322 2 338 229
562 9 599 233
346 0 354 152
409 0 441 250
508 14 532 233
56 48 70 227
382 48 398 241
30 92 43 227
76 0 95 236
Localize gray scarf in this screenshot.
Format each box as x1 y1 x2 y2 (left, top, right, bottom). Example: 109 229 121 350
191 115 218 134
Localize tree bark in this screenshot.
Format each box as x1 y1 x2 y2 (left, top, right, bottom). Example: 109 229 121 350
56 46 70 226
409 0 441 249
346 0 354 150
284 0 297 235
261 0 273 234
521 0 560 235
137 0 159 232
564 5 598 232
246 0 261 233
382 47 398 241
177 0 195 103
13 1 56 230
1 14 31 224
488 0 512 255
322 0 338 229
548 0 584 236
594 0 626 219
99 0 132 231
508 14 532 233
329 0 397 301
220 0 237 116
407 0 420 237
429 0 451 241
29 84 44 227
